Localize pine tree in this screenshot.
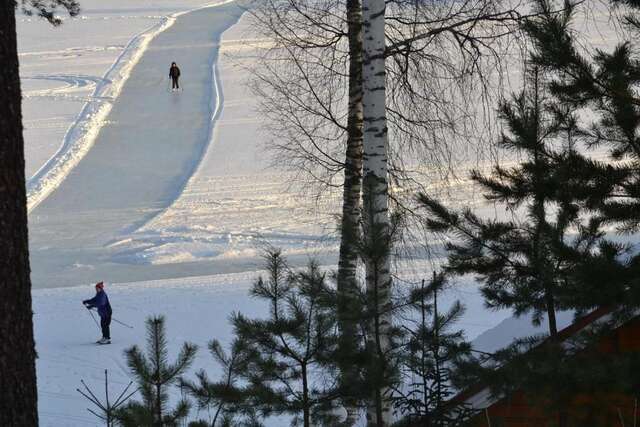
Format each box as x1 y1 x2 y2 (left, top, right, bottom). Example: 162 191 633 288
0 2 77 425
417 64 602 426
230 250 340 427
419 65 585 339
522 0 640 308
181 338 261 426
391 273 474 427
117 316 197 427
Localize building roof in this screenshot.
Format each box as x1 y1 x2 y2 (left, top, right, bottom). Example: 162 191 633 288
451 306 617 410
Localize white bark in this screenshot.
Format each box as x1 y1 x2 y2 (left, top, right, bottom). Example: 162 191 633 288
362 0 392 425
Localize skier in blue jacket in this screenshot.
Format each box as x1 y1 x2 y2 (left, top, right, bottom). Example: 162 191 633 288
83 282 112 344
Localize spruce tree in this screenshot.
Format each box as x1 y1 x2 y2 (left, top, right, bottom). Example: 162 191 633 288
117 315 197 427
230 250 340 427
391 273 474 427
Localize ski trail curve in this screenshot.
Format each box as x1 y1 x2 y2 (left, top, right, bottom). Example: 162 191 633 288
26 0 239 213
28 2 246 288
120 48 226 236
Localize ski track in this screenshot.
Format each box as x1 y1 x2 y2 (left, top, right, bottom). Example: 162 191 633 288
22 74 109 101
19 45 125 59
26 0 240 213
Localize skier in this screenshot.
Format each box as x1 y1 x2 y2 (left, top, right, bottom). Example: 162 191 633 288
83 282 112 344
169 61 181 90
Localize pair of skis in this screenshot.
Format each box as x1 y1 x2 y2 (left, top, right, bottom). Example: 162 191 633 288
86 308 133 345
167 80 184 92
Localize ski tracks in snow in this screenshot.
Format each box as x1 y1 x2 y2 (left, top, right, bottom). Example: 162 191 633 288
23 74 111 101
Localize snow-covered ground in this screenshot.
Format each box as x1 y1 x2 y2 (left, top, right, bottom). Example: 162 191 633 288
28 2 249 288
23 4 359 425
31 267 557 426
19 0 636 425
19 0 218 180
34 273 265 426
33 269 512 426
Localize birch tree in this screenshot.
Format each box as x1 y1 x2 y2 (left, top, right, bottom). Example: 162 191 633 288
247 2 537 424
336 2 364 424
361 1 393 424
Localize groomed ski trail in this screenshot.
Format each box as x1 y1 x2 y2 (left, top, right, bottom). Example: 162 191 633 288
29 3 245 288
26 0 240 213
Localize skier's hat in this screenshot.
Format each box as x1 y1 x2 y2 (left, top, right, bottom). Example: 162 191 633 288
95 281 104 290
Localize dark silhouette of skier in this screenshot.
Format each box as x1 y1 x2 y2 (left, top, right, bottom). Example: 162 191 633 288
83 282 112 344
169 62 181 90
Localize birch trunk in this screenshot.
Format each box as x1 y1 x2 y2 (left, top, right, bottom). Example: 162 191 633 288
362 0 393 425
0 3 39 426
337 0 364 425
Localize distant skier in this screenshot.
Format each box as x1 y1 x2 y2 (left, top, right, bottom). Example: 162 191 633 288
169 61 181 90
83 282 112 344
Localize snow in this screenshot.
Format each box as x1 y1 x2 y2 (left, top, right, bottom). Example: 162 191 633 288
111 17 343 272
19 0 220 179
33 268 509 426
26 5 207 213
34 273 267 426
28 2 247 288
16 0 638 425
471 311 577 354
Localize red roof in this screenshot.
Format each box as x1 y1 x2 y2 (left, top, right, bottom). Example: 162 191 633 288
450 306 616 406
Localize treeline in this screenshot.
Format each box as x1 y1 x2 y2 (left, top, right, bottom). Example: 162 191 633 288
108 0 640 425
102 251 474 426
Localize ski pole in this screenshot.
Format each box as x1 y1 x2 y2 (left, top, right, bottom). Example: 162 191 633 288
86 307 133 329
86 307 101 331
111 317 134 329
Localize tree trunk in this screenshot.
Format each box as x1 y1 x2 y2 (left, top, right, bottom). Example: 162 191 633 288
337 0 364 425
362 0 392 425
302 363 310 427
0 4 39 426
155 383 162 426
530 66 565 427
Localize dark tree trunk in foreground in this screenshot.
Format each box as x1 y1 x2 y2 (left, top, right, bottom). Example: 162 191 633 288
0 4 39 426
